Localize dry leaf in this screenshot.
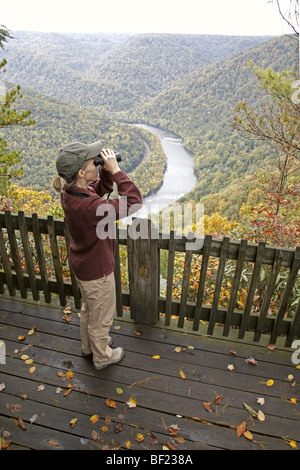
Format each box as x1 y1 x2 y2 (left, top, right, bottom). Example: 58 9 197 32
134 331 142 336
37 385 45 392
167 441 176 450
116 387 123 395
242 402 258 418
47 439 60 448
17 416 27 430
0 440 12 450
203 401 215 413
105 398 116 409
69 417 78 428
179 370 186 380
21 355 29 361
91 430 99 441
246 357 258 366
126 397 137 408
174 347 182 353
29 366 35 374
135 433 144 443
63 386 73 397
125 440 132 449
227 364 235 370
152 355 160 359
174 436 186 444
257 410 265 421
168 424 180 436
18 335 26 341
65 371 74 379
243 430 253 440
266 379 274 386
28 328 36 336
214 395 223 404
90 414 99 423
237 421 247 438
25 359 34 365
257 397 265 405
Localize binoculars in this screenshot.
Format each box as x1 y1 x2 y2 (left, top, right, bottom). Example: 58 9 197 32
94 152 122 167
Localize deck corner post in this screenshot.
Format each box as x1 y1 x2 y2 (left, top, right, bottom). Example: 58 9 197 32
127 217 159 326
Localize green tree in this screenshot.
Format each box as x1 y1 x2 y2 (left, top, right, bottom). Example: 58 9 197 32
233 65 300 218
0 26 35 195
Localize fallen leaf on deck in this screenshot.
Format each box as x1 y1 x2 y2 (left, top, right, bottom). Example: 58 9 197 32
152 355 160 360
29 414 38 424
37 385 45 392
242 402 258 418
17 335 26 341
227 364 235 370
0 383 5 391
90 414 99 423
168 424 180 436
134 331 142 336
17 416 26 430
69 417 78 428
47 439 60 448
179 369 186 380
243 430 253 440
267 344 275 351
116 387 123 395
174 436 186 444
0 439 12 450
65 371 74 379
29 366 35 374
214 395 223 404
135 433 144 443
174 347 182 353
21 355 29 361
257 397 265 405
126 397 137 408
105 398 116 409
167 441 176 450
63 385 73 397
282 437 298 449
125 440 132 449
257 410 265 421
246 357 258 366
203 401 215 413
25 359 34 365
236 421 247 438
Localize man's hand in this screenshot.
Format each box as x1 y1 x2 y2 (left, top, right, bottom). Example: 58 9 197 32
100 148 120 175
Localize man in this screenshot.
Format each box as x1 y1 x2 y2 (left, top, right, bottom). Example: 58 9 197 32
54 140 142 370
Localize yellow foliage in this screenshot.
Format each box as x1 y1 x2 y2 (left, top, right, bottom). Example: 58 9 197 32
204 212 239 237
8 184 59 217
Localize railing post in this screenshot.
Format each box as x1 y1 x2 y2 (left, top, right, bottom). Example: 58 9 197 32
127 218 159 325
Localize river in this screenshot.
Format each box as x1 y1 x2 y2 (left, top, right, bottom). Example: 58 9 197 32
132 124 197 218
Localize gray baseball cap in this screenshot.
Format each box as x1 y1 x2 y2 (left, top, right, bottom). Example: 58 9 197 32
56 140 102 180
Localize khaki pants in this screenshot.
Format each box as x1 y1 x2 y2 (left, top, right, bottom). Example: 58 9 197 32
76 272 116 363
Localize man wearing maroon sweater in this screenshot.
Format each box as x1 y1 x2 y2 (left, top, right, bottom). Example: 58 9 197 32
54 140 142 370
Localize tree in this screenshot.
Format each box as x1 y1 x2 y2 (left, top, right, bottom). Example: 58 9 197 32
233 65 300 219
0 26 35 196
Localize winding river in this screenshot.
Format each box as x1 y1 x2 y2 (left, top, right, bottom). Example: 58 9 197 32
133 124 197 217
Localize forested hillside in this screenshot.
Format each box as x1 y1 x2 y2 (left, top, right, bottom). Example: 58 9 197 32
132 35 298 205
2 32 271 112
0 31 298 222
1 86 146 190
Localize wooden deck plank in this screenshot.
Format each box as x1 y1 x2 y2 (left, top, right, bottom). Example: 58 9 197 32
0 297 299 451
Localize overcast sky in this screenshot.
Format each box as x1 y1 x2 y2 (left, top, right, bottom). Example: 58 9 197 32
1 0 294 36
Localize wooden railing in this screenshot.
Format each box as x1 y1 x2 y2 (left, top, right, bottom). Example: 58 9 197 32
0 211 299 347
